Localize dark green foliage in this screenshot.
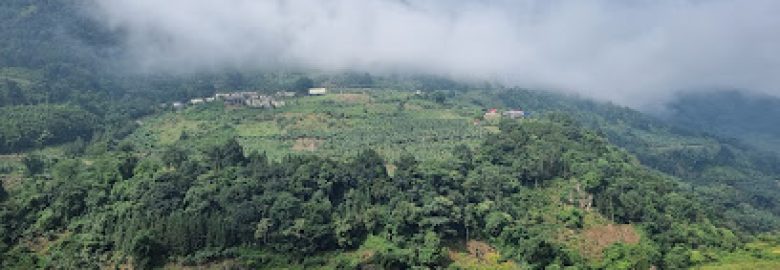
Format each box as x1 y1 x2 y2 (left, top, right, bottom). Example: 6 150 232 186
293 77 315 95
600 242 659 270
0 80 25 106
203 138 247 171
0 105 98 153
21 153 45 176
430 91 447 104
130 231 167 269
161 145 189 169
491 88 780 233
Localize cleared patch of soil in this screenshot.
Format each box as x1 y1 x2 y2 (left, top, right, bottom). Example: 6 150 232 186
292 137 323 151
26 231 72 255
335 93 370 103
578 224 640 259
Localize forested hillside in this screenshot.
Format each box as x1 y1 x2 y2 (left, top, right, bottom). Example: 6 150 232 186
468 89 780 234
2 0 780 269
0 110 759 269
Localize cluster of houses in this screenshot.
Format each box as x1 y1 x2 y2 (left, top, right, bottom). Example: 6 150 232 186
214 91 289 109
485 108 526 119
169 88 330 110
477 108 527 125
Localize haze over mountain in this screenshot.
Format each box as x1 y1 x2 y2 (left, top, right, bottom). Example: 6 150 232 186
4 1 780 269
86 0 780 109
666 90 780 154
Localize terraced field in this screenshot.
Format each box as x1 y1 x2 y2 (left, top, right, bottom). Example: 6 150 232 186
126 90 496 162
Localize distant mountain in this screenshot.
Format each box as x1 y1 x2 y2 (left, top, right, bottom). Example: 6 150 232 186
664 90 780 154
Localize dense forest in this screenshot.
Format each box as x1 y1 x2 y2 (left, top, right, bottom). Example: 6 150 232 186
0 115 751 269
2 0 780 269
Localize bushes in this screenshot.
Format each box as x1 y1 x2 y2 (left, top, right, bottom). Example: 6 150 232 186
0 105 98 153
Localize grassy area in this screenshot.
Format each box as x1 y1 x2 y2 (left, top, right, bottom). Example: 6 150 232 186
695 241 780 270
448 240 521 270
230 235 399 269
695 254 780 270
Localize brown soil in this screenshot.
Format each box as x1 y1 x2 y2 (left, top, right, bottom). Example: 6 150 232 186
578 224 641 259
335 93 370 103
447 240 497 261
292 138 323 151
26 231 72 255
1 174 21 190
385 164 397 176
467 240 496 260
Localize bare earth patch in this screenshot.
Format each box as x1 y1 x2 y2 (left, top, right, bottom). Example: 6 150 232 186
578 224 640 259
26 231 72 255
335 93 370 103
1 174 22 192
292 138 323 151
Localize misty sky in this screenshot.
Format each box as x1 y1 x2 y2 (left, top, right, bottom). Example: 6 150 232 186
86 0 780 109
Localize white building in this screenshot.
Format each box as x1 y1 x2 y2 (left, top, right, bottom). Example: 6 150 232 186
308 88 328 96
503 110 525 119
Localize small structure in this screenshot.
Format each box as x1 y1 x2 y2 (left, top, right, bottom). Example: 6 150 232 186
245 96 273 108
172 102 185 110
503 109 525 119
271 100 286 108
275 91 296 98
484 108 500 120
209 91 287 109
308 88 328 96
190 98 205 105
223 95 244 106
240 91 260 99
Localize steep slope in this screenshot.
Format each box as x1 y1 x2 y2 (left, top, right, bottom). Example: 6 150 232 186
462 88 780 233
0 91 769 269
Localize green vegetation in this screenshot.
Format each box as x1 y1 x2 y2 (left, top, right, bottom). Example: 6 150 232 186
3 90 779 268
0 105 98 153
127 91 487 163
2 1 780 268
474 89 780 234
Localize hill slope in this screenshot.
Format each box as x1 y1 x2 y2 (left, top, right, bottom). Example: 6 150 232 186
2 89 779 269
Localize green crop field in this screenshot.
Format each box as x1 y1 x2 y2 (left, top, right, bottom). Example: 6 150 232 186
126 90 496 163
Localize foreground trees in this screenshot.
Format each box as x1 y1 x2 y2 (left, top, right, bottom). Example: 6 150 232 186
0 116 748 269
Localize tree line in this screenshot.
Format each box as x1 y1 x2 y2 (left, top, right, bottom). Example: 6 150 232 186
1 116 745 269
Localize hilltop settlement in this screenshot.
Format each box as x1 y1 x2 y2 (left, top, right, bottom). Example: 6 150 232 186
167 89 329 110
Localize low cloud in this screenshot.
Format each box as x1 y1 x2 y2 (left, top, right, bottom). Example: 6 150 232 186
87 0 780 109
